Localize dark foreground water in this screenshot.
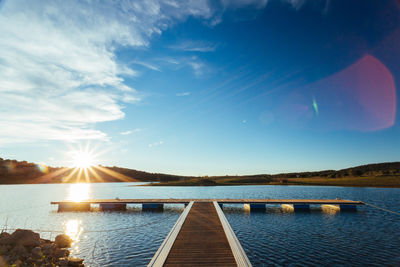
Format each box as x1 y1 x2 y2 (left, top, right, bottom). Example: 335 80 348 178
0 183 399 266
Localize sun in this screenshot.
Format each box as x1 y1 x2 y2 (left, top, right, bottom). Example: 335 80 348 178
72 151 95 169
36 143 134 184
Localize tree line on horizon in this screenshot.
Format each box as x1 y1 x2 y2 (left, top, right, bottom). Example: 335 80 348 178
0 157 399 184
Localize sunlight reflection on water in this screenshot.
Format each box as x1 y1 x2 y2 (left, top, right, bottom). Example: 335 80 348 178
64 219 83 253
66 183 91 202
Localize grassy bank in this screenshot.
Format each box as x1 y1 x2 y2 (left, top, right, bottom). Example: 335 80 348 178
146 176 400 187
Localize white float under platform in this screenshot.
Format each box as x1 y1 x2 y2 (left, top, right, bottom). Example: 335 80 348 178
282 204 310 212
244 203 267 212
321 204 358 212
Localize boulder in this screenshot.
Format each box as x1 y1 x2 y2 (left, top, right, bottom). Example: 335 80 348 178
9 229 40 247
54 248 70 258
40 238 52 245
0 245 8 254
31 246 42 258
0 229 84 266
0 232 10 239
9 244 28 260
0 232 11 245
42 243 56 255
55 234 72 248
59 257 69 267
12 259 22 266
67 257 84 266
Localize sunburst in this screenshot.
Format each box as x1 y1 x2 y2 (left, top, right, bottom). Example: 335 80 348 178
36 142 137 184
72 151 94 169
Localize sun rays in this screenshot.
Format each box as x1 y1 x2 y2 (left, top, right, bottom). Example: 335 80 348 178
35 142 138 184
72 151 94 169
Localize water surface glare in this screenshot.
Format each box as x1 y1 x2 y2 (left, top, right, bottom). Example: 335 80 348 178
0 183 399 266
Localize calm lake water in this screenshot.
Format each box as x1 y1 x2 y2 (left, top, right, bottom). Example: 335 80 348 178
0 183 399 266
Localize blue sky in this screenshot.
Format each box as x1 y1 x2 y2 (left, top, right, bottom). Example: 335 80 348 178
0 0 399 175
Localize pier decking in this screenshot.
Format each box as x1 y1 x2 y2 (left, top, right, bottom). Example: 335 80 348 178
51 198 364 266
148 201 251 267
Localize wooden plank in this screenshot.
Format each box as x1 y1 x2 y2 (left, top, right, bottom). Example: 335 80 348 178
163 202 237 267
51 199 365 205
148 201 194 267
213 201 252 267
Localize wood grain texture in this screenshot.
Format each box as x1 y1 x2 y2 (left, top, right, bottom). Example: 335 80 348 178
148 202 194 267
164 202 237 267
214 202 252 267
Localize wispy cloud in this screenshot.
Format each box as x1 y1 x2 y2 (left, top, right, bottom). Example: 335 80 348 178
148 141 164 148
176 92 191 97
0 0 219 144
285 0 329 10
221 0 268 9
130 61 161 71
187 56 207 77
157 56 207 77
121 131 133 135
120 129 142 135
169 40 218 52
0 0 299 145
157 57 180 65
189 61 206 76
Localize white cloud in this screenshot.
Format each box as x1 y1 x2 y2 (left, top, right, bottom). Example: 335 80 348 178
120 129 142 135
130 61 161 71
148 141 164 148
157 56 206 77
188 57 206 76
160 58 181 65
0 0 217 144
0 0 288 145
176 92 191 96
121 131 133 135
170 40 218 52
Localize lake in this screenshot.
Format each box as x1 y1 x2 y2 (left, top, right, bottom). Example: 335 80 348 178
0 183 399 266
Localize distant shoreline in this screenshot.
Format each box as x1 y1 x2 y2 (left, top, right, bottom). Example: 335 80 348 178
144 176 400 188
0 177 399 187
0 158 399 187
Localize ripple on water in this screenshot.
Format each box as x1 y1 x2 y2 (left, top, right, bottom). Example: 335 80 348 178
0 184 399 266
225 205 400 266
69 211 181 266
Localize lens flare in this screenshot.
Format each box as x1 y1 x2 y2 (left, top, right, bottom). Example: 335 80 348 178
312 97 319 116
37 164 48 173
276 54 396 131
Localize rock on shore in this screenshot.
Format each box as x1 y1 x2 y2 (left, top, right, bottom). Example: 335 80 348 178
0 229 84 267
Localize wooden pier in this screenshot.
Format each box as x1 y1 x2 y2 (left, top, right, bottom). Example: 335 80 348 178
51 198 364 212
51 198 364 266
148 201 251 267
